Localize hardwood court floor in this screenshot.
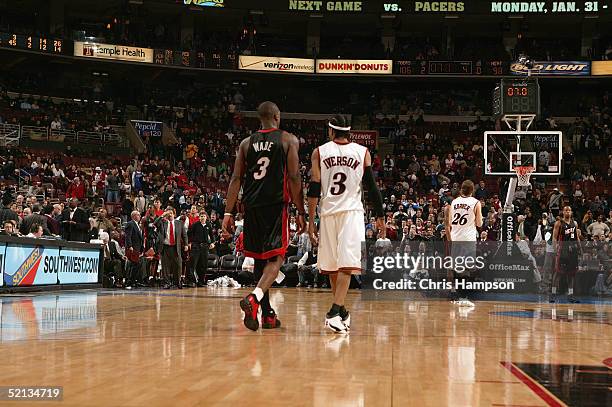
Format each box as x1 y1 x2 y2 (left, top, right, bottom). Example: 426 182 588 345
0 288 610 407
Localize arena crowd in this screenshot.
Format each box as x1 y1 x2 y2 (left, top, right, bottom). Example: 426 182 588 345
0 81 610 293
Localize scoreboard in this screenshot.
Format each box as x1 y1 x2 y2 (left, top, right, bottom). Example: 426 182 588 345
395 60 505 76
152 49 236 69
0 32 63 54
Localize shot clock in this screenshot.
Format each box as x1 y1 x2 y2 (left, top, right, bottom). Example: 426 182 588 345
493 79 540 117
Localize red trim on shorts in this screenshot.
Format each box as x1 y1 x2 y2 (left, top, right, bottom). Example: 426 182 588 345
281 204 288 253
320 267 361 275
244 248 286 260
339 267 361 275
243 205 289 261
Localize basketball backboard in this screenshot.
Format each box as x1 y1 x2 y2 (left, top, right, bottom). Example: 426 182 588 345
484 131 562 176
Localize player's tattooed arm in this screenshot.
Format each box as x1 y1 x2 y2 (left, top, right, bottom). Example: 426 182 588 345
222 137 248 238
307 148 321 246
362 150 385 238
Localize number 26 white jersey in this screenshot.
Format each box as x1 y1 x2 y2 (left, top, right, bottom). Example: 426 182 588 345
450 196 479 241
318 141 367 217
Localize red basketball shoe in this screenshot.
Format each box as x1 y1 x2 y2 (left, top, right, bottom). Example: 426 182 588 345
262 310 282 329
240 294 260 331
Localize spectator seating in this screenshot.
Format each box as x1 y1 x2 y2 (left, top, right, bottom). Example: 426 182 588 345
286 255 300 265
219 254 238 274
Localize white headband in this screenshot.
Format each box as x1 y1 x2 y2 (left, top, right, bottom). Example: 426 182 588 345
328 122 351 132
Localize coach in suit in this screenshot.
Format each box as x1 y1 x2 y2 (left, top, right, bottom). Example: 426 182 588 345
188 210 214 286
20 204 51 236
125 210 145 286
155 207 188 289
61 198 90 242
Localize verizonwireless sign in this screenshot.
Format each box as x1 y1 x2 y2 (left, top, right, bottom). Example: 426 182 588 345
74 41 154 64
238 56 315 73
316 59 393 74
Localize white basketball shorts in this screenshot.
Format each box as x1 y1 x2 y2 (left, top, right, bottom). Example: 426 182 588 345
317 210 365 274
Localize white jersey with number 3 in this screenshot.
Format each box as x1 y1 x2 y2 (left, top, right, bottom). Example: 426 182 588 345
450 195 479 241
318 141 366 217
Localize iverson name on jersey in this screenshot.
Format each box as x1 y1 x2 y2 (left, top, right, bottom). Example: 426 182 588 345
321 156 361 170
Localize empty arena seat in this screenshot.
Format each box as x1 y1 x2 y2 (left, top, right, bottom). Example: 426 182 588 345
207 254 219 271
219 255 238 273
287 255 301 265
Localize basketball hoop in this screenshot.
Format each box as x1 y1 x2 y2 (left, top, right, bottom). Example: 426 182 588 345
514 166 534 187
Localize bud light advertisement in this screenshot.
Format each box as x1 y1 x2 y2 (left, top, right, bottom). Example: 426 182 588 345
510 61 591 76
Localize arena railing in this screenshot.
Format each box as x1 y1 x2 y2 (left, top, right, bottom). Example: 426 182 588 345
0 124 21 147
14 124 125 146
76 130 105 144
103 132 122 146
109 125 129 147
21 125 49 142
50 129 77 143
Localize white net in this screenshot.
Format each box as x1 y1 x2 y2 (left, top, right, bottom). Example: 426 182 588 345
515 166 534 187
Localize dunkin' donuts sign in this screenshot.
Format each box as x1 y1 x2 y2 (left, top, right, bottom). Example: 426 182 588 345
316 59 392 74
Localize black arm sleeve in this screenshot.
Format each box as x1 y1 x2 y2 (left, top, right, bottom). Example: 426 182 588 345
362 166 384 218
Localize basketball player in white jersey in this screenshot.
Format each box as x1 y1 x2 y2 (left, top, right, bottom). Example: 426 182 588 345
308 115 385 334
446 180 483 306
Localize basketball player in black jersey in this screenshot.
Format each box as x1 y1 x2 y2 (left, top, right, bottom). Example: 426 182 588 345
550 206 583 303
222 101 306 331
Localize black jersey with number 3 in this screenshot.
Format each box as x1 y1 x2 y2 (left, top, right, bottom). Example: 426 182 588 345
242 128 288 208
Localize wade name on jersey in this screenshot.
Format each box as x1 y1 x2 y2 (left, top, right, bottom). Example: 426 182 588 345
252 141 274 152
321 156 361 170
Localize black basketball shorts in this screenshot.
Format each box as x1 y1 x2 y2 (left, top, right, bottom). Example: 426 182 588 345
555 252 578 276
243 202 288 260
